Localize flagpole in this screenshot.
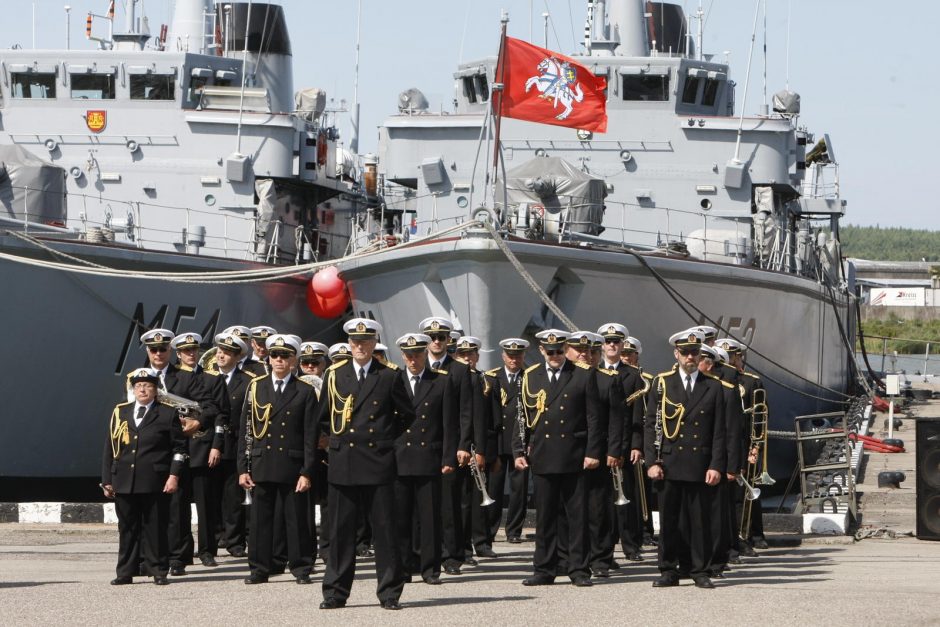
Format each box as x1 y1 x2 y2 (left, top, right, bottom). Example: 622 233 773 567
490 13 509 208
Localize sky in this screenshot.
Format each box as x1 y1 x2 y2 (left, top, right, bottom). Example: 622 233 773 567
4 0 937 230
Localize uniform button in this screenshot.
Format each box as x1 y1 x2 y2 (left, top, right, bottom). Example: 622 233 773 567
421 428 427 433
281 422 286 427
369 428 374 433
130 463 135 468
369 415 375 420
407 442 412 447
560 434 565 439
693 434 698 439
350 428 356 433
349 442 355 447
286 411 291 415
424 402 429 406
694 422 699 426
560 406 565 411
267 445 271 450
406 429 412 434
421 415 427 419
545 434 550 439
560 420 565 424
692 446 698 452
374 401 379 405
278 447 283 451
267 434 272 438
563 394 568 398
679 434 684 438
280 435 285 439
421 442 426 447
678 446 683 450
369 442 375 448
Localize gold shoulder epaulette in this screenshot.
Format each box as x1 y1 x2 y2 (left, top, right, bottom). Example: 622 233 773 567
384 361 400 371
485 367 500 377
524 363 541 374
253 373 271 383
326 361 345 372
701 370 735 389
595 366 617 376
158 400 175 408
179 363 193 372
115 400 133 408
296 377 313 387
574 361 590 370
654 366 677 378
204 369 220 377
740 371 760 380
432 368 448 375
641 371 654 381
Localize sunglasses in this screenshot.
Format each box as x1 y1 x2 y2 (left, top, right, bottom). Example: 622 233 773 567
604 338 622 344
269 353 292 360
544 349 564 356
678 348 700 356
428 333 449 342
147 346 168 353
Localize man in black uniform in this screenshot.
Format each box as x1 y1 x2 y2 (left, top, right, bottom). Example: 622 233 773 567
250 325 277 364
318 318 414 610
239 335 318 585
514 329 602 587
645 329 727 589
394 332 458 585
222 325 268 377
419 316 476 575
213 333 255 558
624 335 657 546
102 368 187 585
484 338 530 545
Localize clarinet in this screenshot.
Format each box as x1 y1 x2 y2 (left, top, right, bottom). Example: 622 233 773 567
242 384 254 506
654 377 664 464
515 375 527 459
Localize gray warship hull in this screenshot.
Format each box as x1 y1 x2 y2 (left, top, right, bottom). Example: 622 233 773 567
0 232 333 485
340 233 855 479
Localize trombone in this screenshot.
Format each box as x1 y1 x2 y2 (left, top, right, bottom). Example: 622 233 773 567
739 387 770 540
633 459 649 522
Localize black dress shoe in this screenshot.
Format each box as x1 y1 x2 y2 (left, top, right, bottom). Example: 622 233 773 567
652 574 679 588
227 546 247 558
507 536 523 544
319 598 346 610
110 576 133 586
728 556 742 565
592 568 610 578
244 574 268 585
694 577 715 589
380 599 402 610
443 564 461 575
199 554 218 568
752 536 769 550
623 552 644 562
296 575 313 585
739 543 758 557
609 560 622 570
712 571 725 579
572 576 593 587
356 547 374 558
643 535 658 547
424 575 442 585
169 566 187 577
153 576 169 586
522 575 555 586
476 547 497 558
464 556 478 566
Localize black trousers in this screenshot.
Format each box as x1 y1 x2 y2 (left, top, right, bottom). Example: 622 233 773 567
441 467 471 565
657 479 717 579
217 459 246 552
471 466 495 552
167 466 194 567
322 483 405 603
712 480 735 570
115 492 170 579
615 462 646 556
190 466 220 558
486 455 529 541
584 466 615 569
248 482 312 578
395 475 442 580
533 472 589 580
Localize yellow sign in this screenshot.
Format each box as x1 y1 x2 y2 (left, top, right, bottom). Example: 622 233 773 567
86 110 107 133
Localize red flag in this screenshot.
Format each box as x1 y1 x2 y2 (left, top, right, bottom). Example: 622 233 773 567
495 37 608 133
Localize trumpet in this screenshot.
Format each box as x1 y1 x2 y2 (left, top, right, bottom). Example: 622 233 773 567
736 473 761 501
611 465 630 506
634 459 649 522
469 445 496 507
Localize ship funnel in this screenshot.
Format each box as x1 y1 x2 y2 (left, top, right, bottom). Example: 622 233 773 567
608 0 649 57
167 0 213 53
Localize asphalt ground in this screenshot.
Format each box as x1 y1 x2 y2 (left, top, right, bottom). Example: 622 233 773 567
1 525 939 626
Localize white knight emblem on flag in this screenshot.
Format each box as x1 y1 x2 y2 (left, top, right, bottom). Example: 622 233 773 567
524 58 585 121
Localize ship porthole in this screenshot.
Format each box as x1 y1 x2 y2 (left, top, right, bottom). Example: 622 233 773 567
205 194 217 207
700 199 712 210
456 196 468 209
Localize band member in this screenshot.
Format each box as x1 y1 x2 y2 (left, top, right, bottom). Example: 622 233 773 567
719 337 770 552
171 332 230 569
318 318 414 610
645 329 727 589
484 338 530 545
419 317 475 576
102 368 186 586
239 335 318 585
250 326 277 363
624 335 657 546
222 326 268 377
298 340 329 561
394 333 458 585
514 329 602 587
213 333 255 558
373 342 390 365
299 342 329 380
328 343 352 364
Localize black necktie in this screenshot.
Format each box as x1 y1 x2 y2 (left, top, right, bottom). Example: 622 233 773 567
359 368 366 383
432 361 441 371
136 405 146 426
275 380 283 396
549 368 558 387
412 375 420 393
684 376 692 397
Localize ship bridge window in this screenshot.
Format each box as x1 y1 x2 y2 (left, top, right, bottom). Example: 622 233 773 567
10 72 56 98
463 75 489 104
681 75 700 104
702 78 721 106
71 73 116 100
130 74 176 100
622 75 670 102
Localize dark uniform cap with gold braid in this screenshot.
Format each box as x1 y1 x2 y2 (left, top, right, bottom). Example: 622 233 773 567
141 328 175 348
171 332 202 350
397 333 431 353
214 332 248 355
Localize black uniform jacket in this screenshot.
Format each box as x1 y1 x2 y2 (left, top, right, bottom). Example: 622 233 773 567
435 355 479 453
644 367 727 482
220 369 257 461
188 371 230 467
595 366 625 459
163 363 221 432
395 368 459 476
712 364 744 473
317 359 414 486
237 374 318 485
611 362 648 452
513 360 603 475
485 368 522 457
737 370 766 466
101 401 187 494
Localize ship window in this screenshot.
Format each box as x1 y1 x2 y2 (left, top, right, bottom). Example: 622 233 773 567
702 78 721 106
622 75 670 101
474 75 489 102
681 75 700 104
130 74 176 100
463 76 479 103
10 72 57 98
71 73 115 99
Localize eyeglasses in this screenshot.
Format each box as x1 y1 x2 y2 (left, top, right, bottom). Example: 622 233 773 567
147 346 168 353
428 333 449 342
604 338 622 344
544 349 564 356
269 353 292 360
678 348 700 357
